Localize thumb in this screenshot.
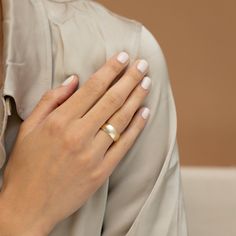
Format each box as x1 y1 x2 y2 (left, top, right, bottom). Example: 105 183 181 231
21 75 79 132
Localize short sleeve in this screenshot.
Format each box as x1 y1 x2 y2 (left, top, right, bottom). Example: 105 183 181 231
101 25 188 236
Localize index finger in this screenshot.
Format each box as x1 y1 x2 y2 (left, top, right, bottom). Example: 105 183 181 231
55 51 130 120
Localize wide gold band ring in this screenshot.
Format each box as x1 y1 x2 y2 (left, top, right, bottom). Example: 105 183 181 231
101 123 120 142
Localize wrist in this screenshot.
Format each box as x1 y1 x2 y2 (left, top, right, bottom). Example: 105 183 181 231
0 191 49 236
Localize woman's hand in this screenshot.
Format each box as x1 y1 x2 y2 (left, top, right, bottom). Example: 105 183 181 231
0 52 151 236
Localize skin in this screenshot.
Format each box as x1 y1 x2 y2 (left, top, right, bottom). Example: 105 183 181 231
0 2 151 235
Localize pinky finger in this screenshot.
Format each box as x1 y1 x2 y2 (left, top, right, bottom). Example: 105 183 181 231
100 106 151 178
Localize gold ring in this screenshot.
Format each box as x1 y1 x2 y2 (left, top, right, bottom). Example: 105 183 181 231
101 123 120 142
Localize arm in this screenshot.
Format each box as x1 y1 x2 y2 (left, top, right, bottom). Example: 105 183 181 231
101 25 188 236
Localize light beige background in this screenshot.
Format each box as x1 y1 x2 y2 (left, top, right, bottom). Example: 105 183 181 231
98 0 236 166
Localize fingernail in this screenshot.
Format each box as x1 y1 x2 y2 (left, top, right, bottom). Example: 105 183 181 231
141 76 152 90
137 59 148 73
141 107 150 119
117 51 129 64
62 75 75 86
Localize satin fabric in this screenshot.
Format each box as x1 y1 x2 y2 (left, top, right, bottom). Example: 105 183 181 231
0 0 188 235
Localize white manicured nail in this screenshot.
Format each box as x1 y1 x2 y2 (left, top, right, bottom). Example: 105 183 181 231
117 51 129 63
141 107 150 119
141 76 152 90
137 59 148 73
62 75 75 86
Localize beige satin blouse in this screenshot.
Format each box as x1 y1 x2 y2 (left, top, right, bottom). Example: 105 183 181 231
0 0 188 235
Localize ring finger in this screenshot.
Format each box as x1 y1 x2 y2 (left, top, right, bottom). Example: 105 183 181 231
82 59 149 133
93 75 152 155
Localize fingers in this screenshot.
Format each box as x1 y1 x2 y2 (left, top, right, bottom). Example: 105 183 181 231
20 75 79 135
54 51 130 121
83 58 149 134
99 107 150 179
93 76 152 154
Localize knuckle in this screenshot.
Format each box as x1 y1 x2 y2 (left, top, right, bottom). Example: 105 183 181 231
127 69 142 83
85 78 98 93
63 130 83 151
78 150 96 169
121 137 133 150
86 75 107 95
90 167 104 182
106 90 125 107
134 119 145 131
108 59 122 74
45 115 65 135
93 75 107 91
115 111 130 127
135 87 147 100
98 78 108 91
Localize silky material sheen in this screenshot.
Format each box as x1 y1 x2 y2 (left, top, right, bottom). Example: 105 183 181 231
0 0 188 235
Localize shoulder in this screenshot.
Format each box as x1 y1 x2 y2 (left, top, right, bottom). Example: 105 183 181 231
139 25 171 96
139 25 167 67
89 2 167 59
85 0 143 40
87 1 168 66
87 1 171 95
49 0 171 97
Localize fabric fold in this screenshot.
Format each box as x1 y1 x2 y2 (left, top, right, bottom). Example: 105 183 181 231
2 0 53 121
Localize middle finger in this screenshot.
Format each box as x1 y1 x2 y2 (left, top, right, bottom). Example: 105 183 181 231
82 59 149 134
